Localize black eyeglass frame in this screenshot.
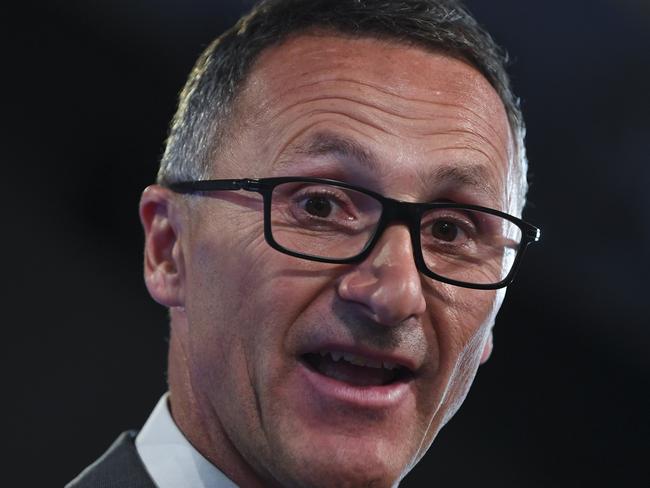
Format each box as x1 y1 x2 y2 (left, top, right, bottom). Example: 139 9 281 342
168 177 541 290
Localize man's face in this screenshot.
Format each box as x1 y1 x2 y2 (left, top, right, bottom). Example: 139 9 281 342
173 34 512 487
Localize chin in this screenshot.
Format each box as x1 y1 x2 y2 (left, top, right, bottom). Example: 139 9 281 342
268 431 411 488
278 461 403 488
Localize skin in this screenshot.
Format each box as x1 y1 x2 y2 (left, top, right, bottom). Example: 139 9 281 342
140 33 513 487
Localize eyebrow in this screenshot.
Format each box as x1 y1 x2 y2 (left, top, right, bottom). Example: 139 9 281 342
281 131 380 173
428 164 501 204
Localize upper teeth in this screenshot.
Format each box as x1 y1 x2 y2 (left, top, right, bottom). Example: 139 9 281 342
319 351 399 370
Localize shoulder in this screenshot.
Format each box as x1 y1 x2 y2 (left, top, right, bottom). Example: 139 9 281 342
66 431 156 488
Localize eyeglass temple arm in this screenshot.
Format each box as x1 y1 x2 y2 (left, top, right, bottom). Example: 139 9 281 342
168 179 263 194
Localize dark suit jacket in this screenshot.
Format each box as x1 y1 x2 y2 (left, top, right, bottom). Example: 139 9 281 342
67 431 156 488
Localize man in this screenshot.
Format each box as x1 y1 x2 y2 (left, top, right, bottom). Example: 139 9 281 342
68 0 540 486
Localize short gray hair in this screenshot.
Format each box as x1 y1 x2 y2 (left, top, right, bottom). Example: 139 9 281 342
157 0 528 213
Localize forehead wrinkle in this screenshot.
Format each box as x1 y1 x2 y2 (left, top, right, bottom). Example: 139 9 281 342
260 91 509 165
287 78 461 117
267 94 403 132
452 106 510 158
429 127 508 167
250 72 508 137
263 91 453 130
258 75 490 126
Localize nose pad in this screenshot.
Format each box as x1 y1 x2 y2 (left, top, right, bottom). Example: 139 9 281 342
337 225 427 326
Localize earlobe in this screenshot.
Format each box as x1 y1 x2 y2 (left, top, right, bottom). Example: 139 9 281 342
140 185 185 308
480 331 493 365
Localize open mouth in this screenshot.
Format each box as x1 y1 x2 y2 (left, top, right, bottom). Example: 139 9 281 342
301 351 414 387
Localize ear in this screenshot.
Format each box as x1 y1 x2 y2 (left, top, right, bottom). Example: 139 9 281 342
139 185 185 308
479 331 493 365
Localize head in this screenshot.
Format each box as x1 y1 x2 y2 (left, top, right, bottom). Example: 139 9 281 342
140 1 529 487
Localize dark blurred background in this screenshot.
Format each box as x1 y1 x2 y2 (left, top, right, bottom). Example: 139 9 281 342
6 1 649 486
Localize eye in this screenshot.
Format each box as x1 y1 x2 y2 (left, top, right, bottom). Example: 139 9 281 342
278 182 381 233
292 188 354 225
304 196 333 218
431 220 461 242
422 210 477 248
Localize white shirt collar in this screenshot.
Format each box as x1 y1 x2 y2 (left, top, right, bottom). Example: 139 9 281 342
135 393 238 488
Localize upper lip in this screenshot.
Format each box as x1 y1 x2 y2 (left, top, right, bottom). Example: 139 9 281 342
299 342 420 374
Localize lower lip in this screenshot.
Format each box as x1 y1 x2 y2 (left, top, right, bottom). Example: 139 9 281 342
298 360 413 409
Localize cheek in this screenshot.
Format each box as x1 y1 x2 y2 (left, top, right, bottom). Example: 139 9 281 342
179 213 270 382
184 217 335 382
428 287 498 410
186 208 268 315
434 286 497 357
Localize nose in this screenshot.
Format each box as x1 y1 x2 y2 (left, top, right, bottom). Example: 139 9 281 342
337 224 427 326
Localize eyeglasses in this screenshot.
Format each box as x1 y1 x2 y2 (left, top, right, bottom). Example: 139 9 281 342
168 177 541 290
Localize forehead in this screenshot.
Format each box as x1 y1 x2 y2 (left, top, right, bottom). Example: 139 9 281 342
230 33 512 205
